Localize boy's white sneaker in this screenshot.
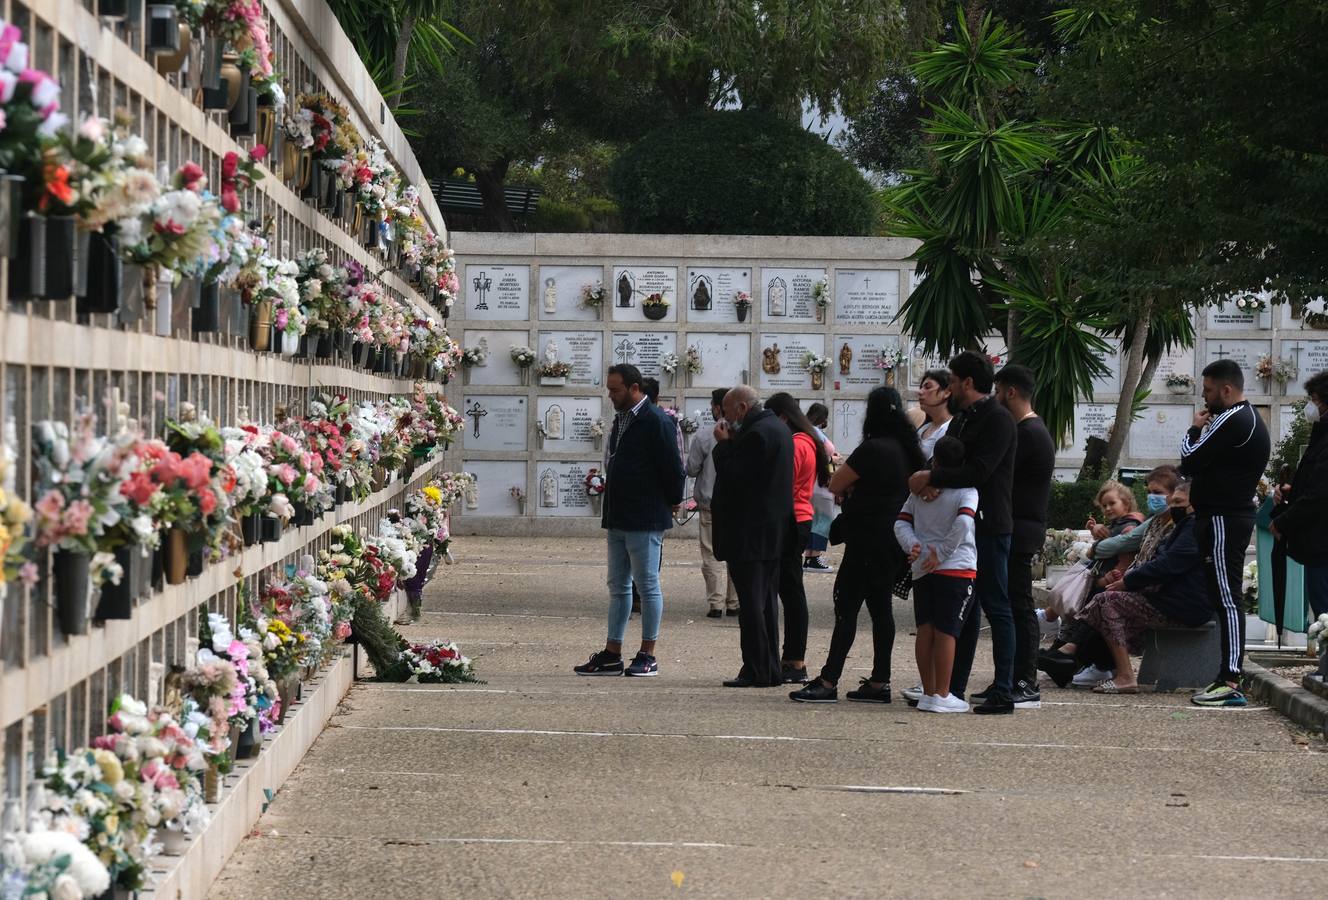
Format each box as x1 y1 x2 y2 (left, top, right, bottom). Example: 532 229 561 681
932 693 970 713
1072 665 1114 687
916 694 937 712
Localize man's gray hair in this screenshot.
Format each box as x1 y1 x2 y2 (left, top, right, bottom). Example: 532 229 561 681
725 385 762 412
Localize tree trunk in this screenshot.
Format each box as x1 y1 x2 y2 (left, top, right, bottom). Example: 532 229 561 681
475 168 516 232
390 14 417 105
1101 295 1156 476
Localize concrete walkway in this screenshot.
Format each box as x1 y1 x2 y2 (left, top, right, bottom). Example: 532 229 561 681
212 537 1327 898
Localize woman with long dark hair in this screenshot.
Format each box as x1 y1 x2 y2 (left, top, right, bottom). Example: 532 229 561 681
765 393 831 681
791 387 925 703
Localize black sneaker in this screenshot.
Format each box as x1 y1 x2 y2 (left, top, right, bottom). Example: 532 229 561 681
790 681 837 703
972 695 1015 715
725 609 739 617
706 609 723 619
969 683 999 703
1036 654 1077 689
781 664 810 684
1012 679 1041 709
624 652 658 677
573 650 623 676
845 678 891 703
805 557 834 572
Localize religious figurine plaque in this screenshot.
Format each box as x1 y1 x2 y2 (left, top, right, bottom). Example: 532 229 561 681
760 268 823 323
464 264 529 320
611 331 677 378
611 265 678 321
759 332 823 390
462 330 526 386
533 460 603 517
537 265 603 321
459 460 527 516
535 396 601 453
461 395 527 451
686 267 752 323
536 330 604 386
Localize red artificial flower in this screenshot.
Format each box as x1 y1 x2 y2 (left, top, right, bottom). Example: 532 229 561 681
198 487 217 516
250 144 268 161
178 161 205 190
154 220 187 236
121 470 160 506
41 163 75 210
221 152 239 178
221 186 240 214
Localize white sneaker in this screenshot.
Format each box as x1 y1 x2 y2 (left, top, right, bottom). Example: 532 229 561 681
932 693 970 713
917 694 937 712
1072 665 1114 687
902 684 925 703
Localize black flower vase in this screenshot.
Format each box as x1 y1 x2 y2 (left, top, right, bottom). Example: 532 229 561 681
145 4 180 53
193 280 222 334
0 173 24 259
42 216 77 298
261 516 283 543
235 718 259 759
315 330 333 359
53 549 92 636
150 546 164 592
98 0 130 19
10 214 48 300
319 168 338 211
94 546 137 620
300 504 316 527
77 232 123 315
187 547 205 578
240 511 261 547
331 186 345 219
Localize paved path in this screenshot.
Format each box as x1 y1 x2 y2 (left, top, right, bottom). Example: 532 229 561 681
213 537 1327 898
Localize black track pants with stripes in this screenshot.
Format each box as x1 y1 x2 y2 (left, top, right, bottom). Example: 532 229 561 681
1195 513 1254 684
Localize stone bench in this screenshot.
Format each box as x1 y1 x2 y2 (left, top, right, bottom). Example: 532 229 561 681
1135 621 1220 691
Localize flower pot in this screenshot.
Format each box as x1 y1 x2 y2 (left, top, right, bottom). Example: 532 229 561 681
220 57 246 111
590 495 603 516
192 280 222 334
540 376 567 386
229 87 259 138
593 435 603 451
276 676 297 725
518 367 531 386
335 483 353 504
303 163 325 202
249 300 273 351
97 0 130 19
297 503 316 528
53 549 92 636
145 4 180 53
227 721 243 756
280 328 300 356
93 546 138 621
134 545 153 600
159 827 188 857
256 102 278 152
204 763 221 803
320 169 339 212
515 498 526 515
0 173 24 259
815 305 826 323
187 547 204 578
1167 383 1191 395
261 516 283 543
314 330 333 359
811 370 824 391
235 717 260 759
240 511 261 547
154 23 191 75
331 185 346 219
736 305 749 323
150 546 164 592
884 369 896 389
642 304 668 321
163 528 188 585
17 215 76 299
77 232 123 315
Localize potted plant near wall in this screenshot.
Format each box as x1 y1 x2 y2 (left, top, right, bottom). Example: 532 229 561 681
539 360 572 386
1165 372 1195 395
510 486 526 515
812 277 830 323
510 344 537 385
641 291 670 321
802 352 831 391
584 469 606 515
580 280 605 318
734 289 752 322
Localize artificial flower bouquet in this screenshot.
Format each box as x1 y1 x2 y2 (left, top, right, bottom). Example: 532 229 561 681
584 468 606 497
399 640 476 684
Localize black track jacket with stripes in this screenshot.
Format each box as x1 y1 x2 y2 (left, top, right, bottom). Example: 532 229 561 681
1179 400 1270 515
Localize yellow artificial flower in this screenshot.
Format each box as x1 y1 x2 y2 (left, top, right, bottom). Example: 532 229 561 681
422 486 442 503
92 749 123 785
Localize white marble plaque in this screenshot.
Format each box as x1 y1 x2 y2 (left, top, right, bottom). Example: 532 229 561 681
831 334 905 389
1202 338 1272 382
1277 404 1303 442
465 264 529 320
461 395 527 451
1128 404 1194 459
610 265 678 321
834 269 900 325
759 333 824 390
1207 299 1273 331
610 331 677 378
1277 339 1328 396
687 332 751 388
908 344 951 389
462 329 526 386
684 397 720 431
1072 403 1114 451
537 330 603 387
830 399 866 457
686 267 752 323
1090 341 1122 394
534 460 602 517
460 460 528 517
1150 347 1196 393
537 265 603 321
536 396 601 454
760 267 824 323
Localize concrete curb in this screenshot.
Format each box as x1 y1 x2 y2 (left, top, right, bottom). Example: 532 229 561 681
1243 659 1328 736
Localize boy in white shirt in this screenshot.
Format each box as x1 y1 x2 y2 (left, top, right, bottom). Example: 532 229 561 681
895 436 980 713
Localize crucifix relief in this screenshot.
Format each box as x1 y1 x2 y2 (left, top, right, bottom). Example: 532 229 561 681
465 400 488 438
615 338 637 365
471 272 492 310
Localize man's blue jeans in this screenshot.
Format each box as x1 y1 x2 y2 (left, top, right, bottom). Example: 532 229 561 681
607 529 664 643
949 532 1015 701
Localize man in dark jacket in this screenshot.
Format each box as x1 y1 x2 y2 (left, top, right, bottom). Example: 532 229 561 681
711 385 795 687
1180 359 1270 707
1272 370 1328 617
995 364 1055 709
908 351 1017 714
574 364 686 678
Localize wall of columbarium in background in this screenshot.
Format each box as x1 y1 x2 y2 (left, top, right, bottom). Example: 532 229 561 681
450 233 1325 533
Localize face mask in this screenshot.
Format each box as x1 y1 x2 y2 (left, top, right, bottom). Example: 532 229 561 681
1306 403 1322 424
726 419 742 435
1146 493 1168 514
1169 506 1190 524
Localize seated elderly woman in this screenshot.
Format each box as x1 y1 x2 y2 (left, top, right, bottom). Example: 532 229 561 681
1076 480 1213 694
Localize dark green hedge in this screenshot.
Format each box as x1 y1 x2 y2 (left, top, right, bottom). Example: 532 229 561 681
609 110 877 236
1047 479 1151 530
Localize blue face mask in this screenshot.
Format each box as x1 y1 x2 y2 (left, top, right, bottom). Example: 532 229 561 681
1146 493 1168 514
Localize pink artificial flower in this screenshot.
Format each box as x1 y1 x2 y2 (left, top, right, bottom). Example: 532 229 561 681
60 499 94 536
302 473 320 496
178 452 213 490
250 144 268 161
34 489 65 521
18 561 38 587
198 487 217 516
277 464 297 486
121 470 158 506
178 161 205 190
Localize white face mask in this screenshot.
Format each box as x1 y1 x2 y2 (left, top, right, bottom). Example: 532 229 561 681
1306 402 1322 424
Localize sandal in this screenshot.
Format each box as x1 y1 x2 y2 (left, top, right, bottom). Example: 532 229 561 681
1093 679 1138 695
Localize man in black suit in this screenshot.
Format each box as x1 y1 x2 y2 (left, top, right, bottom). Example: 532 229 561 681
711 386 795 687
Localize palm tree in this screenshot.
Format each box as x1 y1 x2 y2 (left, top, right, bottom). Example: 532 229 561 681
327 0 465 108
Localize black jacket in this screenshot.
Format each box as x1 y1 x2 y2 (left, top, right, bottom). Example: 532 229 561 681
1011 415 1056 555
1179 401 1270 516
929 396 1016 536
601 400 686 532
1123 516 1212 627
712 408 795 562
1272 419 1328 566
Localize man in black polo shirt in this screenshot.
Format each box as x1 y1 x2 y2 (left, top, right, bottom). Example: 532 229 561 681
908 351 1017 714
994 364 1055 709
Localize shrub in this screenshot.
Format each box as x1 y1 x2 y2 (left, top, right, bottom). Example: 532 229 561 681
1046 479 1151 529
610 110 877 235
530 198 590 232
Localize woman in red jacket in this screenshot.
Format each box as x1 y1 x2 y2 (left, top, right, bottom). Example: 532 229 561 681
767 393 832 682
